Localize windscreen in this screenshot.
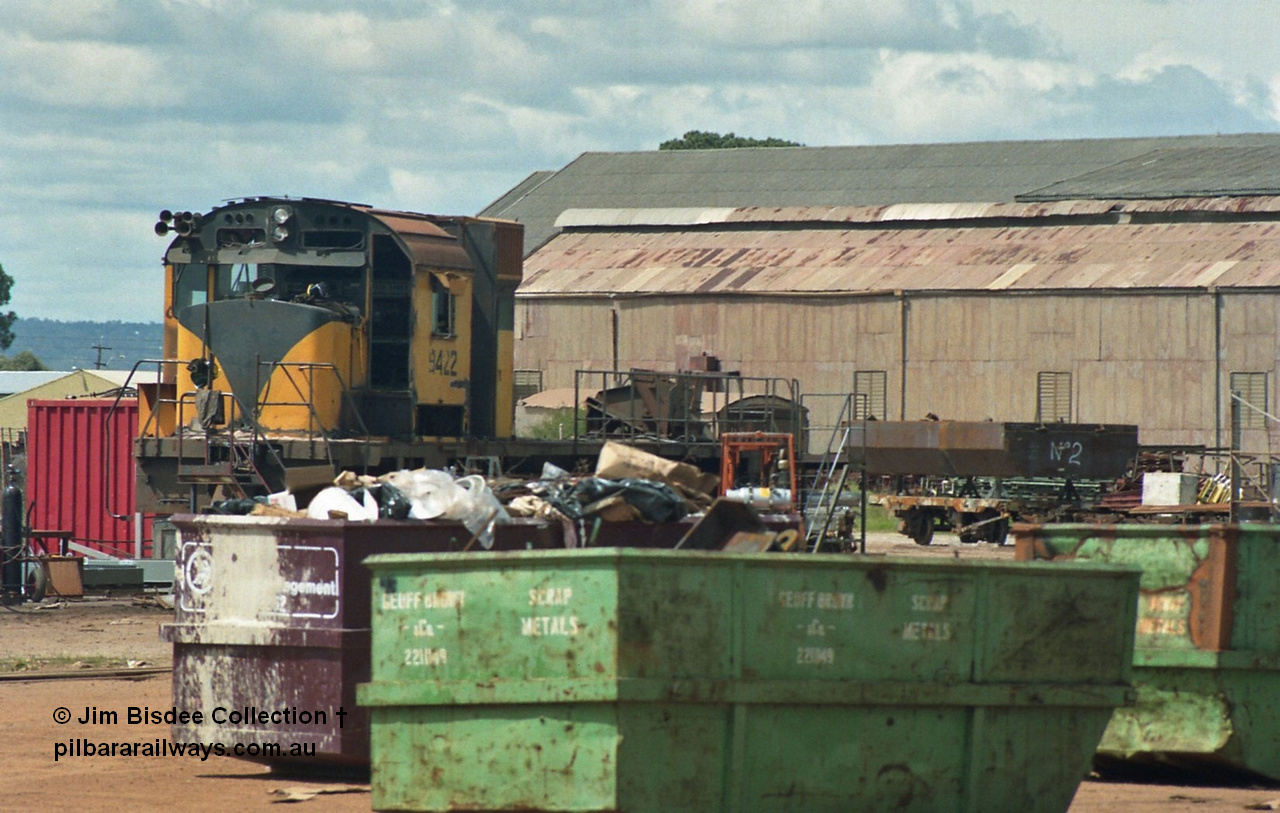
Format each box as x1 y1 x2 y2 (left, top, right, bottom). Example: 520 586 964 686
174 262 367 315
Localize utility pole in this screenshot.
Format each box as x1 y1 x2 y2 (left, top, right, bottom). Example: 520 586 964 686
92 339 111 370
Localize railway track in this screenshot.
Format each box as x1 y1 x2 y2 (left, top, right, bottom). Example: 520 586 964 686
0 665 171 683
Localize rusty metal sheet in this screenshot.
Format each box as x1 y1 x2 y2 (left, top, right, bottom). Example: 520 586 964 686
520 205 1280 298
1010 522 1280 781
397 231 472 270
549 197 1280 237
1013 523 1237 652
937 422 1012 476
847 421 948 474
847 421 1138 478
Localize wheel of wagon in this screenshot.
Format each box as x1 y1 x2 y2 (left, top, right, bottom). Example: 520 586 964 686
24 559 47 603
957 512 980 544
905 508 934 546
983 512 1011 546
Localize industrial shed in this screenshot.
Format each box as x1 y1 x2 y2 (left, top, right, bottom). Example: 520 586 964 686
484 134 1280 255
0 369 158 436
503 138 1280 452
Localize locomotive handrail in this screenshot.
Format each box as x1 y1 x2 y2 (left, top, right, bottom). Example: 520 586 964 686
107 357 315 512
103 358 187 521
209 386 284 499
257 363 332 463
255 360 372 474
112 357 371 514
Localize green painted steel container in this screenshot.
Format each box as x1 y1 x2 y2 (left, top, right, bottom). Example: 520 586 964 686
359 549 1138 812
1014 522 1280 779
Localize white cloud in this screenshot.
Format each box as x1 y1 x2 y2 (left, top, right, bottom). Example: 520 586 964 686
388 168 444 207
3 0 123 37
666 0 921 46
659 0 1046 54
259 10 379 72
0 33 172 108
862 50 1089 139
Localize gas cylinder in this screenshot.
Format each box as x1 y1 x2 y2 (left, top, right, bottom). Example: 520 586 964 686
1 467 23 596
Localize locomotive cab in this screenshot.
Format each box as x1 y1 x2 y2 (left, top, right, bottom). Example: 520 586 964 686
155 198 520 443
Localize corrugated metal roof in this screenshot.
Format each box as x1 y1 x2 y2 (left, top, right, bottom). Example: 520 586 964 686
1021 146 1280 200
557 208 739 229
480 170 557 218
93 370 160 387
558 198 1280 229
0 371 66 395
482 134 1280 255
0 370 156 432
518 200 1280 297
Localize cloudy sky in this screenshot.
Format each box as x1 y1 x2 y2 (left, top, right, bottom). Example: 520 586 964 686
2 0 1277 323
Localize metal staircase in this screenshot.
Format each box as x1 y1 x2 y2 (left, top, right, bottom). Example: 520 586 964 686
175 391 277 507
115 358 376 510
803 395 860 553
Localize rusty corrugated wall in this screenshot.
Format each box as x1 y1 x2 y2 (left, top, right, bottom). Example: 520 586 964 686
515 200 1280 451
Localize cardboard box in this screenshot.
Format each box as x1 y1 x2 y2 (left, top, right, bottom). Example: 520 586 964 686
41 555 84 598
595 441 719 495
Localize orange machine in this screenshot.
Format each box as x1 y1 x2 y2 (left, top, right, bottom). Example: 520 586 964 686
719 432 798 512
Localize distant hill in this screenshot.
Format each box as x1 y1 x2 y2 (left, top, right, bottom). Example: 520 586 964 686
9 319 163 372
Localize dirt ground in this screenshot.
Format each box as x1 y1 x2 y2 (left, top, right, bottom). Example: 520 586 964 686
1 532 1276 812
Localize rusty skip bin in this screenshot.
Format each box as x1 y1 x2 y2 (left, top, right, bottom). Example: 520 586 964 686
359 549 1140 812
1015 523 1236 652
1014 522 1280 780
160 514 564 769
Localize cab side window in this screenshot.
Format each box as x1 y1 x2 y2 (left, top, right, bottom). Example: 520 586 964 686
431 275 456 337
173 264 208 310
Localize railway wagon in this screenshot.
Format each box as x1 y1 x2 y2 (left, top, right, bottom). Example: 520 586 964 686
857 421 1140 545
135 197 522 511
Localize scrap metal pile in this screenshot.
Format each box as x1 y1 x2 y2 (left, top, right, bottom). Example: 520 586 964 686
203 442 787 550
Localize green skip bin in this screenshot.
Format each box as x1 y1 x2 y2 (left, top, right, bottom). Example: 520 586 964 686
1016 522 1280 780
358 549 1140 813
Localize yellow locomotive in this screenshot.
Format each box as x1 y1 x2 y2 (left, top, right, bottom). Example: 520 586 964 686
136 197 522 509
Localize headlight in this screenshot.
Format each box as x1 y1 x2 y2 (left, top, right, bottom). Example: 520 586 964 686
272 224 290 242
271 205 293 225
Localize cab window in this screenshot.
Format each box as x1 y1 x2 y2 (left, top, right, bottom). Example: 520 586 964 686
213 263 253 300
431 275 456 337
173 264 209 310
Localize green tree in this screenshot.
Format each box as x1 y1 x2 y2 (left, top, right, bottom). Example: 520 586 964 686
659 130 803 150
0 350 46 371
0 263 16 350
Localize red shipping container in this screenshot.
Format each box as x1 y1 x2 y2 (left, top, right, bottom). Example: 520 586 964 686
26 398 154 557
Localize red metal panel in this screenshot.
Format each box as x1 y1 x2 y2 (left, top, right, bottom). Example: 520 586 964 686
26 398 153 557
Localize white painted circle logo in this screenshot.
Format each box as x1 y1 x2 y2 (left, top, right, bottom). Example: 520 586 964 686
185 548 214 595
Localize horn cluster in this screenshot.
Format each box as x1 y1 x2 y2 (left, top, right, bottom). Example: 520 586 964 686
155 210 203 237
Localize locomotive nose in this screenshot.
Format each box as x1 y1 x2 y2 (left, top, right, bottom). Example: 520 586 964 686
177 298 353 426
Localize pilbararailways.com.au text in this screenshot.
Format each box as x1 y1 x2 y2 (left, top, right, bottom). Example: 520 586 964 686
51 705 346 762
55 738 320 761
